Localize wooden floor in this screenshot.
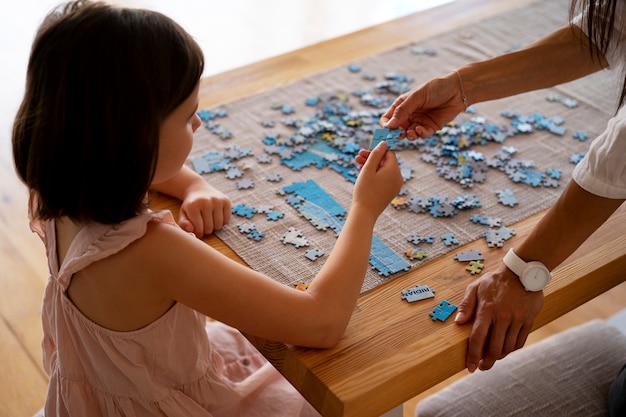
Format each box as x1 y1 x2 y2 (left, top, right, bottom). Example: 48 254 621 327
2 1 626 417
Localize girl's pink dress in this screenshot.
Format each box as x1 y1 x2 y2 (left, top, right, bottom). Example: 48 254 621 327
33 210 320 416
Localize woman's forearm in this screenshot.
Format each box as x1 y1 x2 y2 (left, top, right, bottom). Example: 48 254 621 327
458 25 607 106
515 180 624 270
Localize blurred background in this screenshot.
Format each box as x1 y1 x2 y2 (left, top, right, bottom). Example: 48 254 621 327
0 0 452 155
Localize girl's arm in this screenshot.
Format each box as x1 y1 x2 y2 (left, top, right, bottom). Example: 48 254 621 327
150 165 231 237
149 142 403 348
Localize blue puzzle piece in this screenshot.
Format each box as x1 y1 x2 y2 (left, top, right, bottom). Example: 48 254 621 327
237 223 265 242
440 233 459 246
572 130 589 141
232 203 256 219
496 189 518 207
570 152 585 164
430 300 458 322
247 229 265 241
407 233 434 245
266 211 284 221
369 127 403 150
305 249 324 261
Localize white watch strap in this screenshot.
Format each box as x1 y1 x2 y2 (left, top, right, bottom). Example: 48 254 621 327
503 248 528 277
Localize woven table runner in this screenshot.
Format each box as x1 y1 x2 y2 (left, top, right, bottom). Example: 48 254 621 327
187 0 619 293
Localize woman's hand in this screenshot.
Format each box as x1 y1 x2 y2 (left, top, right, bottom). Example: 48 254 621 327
380 72 466 140
454 265 544 373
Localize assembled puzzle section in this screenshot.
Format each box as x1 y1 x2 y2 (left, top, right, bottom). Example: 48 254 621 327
282 179 411 277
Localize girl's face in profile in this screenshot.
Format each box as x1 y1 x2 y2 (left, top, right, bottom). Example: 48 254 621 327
153 83 201 184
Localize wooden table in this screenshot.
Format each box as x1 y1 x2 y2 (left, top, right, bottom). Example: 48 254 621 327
153 0 626 415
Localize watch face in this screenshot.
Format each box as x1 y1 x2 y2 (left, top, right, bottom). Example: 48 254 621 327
522 265 550 291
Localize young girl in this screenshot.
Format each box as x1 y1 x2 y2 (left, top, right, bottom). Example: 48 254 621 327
12 1 403 416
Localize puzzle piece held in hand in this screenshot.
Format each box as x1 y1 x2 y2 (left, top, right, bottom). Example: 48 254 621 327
369 127 403 150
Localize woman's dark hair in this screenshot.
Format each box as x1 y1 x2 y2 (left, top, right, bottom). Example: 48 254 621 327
569 0 625 108
12 0 204 224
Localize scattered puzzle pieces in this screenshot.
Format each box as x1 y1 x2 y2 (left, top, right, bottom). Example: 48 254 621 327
407 233 434 245
470 214 502 227
190 65 591 295
482 225 516 248
237 223 265 241
430 300 458 322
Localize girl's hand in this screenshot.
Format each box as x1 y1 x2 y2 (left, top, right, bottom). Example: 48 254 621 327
353 141 403 217
379 72 466 140
179 181 231 238
150 165 232 238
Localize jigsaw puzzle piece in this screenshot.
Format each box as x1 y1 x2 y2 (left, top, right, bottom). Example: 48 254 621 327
440 233 459 246
430 300 458 322
454 249 484 262
401 284 436 302
304 249 324 261
405 248 428 260
369 127 403 150
466 260 484 274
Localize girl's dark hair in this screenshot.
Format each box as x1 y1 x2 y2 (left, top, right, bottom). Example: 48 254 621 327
12 0 204 224
569 0 625 108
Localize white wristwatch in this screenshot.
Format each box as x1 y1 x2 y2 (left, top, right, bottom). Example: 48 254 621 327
503 248 552 292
